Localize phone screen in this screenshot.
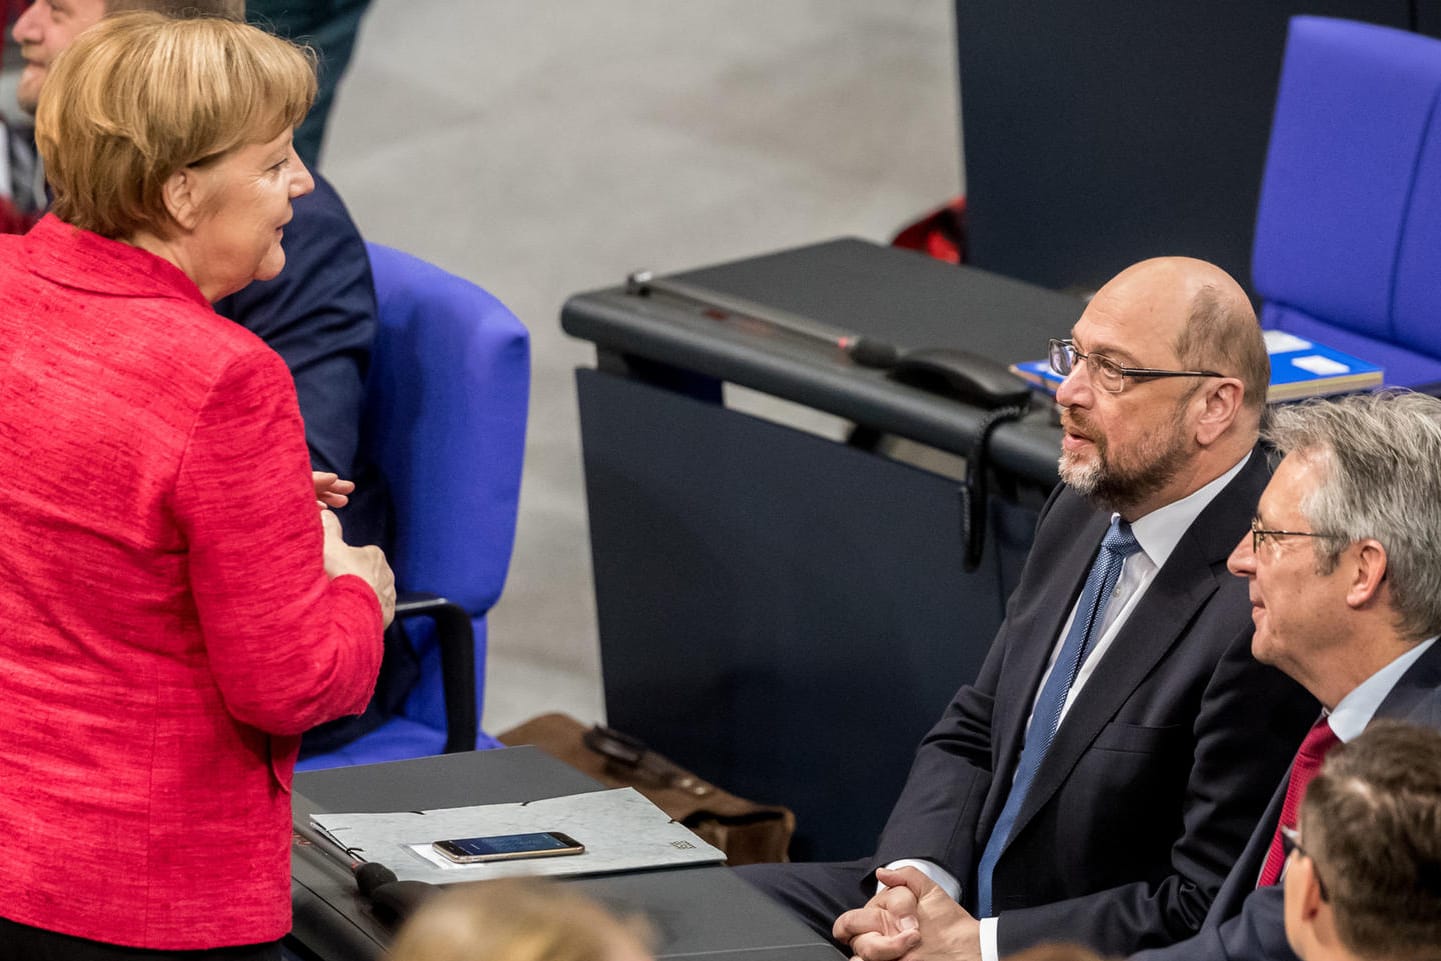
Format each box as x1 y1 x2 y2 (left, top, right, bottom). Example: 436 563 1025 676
432 831 585 863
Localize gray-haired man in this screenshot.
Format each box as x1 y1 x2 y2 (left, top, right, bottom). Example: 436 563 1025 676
1133 390 1441 961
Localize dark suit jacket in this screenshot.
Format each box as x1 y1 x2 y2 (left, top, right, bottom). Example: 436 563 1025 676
214 174 375 484
1131 639 1441 961
872 451 1318 957
214 174 410 753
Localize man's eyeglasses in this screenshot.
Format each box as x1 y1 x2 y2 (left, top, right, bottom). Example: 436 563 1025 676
1250 519 1340 554
1280 824 1329 901
1048 338 1225 395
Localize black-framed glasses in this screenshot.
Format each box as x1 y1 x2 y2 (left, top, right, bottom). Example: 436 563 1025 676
1048 338 1225 395
1250 519 1340 554
1280 824 1329 901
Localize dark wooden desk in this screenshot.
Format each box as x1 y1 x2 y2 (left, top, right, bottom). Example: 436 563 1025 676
562 239 1086 860
288 747 842 960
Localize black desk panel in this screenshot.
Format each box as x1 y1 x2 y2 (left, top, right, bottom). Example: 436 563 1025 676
564 238 1083 485
564 239 1084 860
289 747 842 961
1421 0 1441 35
578 369 1035 861
674 236 1090 364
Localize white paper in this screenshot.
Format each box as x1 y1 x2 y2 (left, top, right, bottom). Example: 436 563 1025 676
310 787 723 882
1291 354 1350 376
1263 329 1313 354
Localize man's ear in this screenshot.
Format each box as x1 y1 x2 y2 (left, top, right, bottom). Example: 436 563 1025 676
161 167 204 232
1346 539 1388 609
1194 378 1243 445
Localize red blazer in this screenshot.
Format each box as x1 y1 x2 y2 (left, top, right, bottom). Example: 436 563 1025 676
0 216 384 949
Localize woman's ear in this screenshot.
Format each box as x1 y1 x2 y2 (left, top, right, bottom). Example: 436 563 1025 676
162 167 204 231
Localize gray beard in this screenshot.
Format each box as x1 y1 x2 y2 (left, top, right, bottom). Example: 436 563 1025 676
1059 428 1191 516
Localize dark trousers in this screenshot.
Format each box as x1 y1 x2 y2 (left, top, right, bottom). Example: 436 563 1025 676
735 858 874 950
0 916 280 961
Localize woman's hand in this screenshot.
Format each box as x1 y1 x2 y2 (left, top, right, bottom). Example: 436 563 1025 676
320 508 396 627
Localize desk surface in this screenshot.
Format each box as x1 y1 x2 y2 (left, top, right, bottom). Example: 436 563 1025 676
290 747 843 961
562 237 1085 486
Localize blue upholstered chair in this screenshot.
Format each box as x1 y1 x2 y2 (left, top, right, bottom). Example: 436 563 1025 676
298 243 530 770
1253 16 1441 389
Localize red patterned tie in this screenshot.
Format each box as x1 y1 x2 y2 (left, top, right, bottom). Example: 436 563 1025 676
1257 716 1340 887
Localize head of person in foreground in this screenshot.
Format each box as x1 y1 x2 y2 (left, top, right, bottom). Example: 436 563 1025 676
1284 720 1441 961
387 878 655 961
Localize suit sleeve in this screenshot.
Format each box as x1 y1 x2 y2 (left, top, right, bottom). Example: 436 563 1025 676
996 625 1316 956
173 346 384 735
871 636 1002 880
1129 887 1295 961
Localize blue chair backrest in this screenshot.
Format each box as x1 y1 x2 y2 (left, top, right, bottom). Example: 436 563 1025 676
298 244 528 772
366 243 529 737
1253 16 1441 388
365 243 529 610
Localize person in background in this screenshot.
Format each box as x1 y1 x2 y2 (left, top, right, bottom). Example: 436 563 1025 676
247 0 372 167
0 13 390 958
1282 720 1441 961
387 879 655 961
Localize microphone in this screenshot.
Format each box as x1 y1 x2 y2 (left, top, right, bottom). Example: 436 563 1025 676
840 334 901 369
353 861 437 928
626 270 901 369
296 820 439 928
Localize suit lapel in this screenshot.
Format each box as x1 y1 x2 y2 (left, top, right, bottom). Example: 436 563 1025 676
1002 450 1268 850
986 508 1108 808
1377 639 1441 719
1008 541 1221 841
1208 738 1294 924
1210 643 1441 925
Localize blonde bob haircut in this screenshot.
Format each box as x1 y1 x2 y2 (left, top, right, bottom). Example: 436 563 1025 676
35 11 316 240
387 879 654 961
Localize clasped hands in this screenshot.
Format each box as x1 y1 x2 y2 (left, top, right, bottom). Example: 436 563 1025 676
832 867 982 961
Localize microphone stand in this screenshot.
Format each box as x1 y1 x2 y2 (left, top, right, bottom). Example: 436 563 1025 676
294 819 440 929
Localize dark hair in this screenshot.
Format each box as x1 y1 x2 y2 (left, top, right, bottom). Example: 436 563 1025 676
1173 282 1269 414
1301 720 1441 961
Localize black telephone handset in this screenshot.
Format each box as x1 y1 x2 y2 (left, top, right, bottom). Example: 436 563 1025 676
886 347 1033 410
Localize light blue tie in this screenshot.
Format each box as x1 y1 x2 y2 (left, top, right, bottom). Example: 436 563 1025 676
974 516 1141 917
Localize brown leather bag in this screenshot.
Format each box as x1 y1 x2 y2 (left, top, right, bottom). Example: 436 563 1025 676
497 713 794 865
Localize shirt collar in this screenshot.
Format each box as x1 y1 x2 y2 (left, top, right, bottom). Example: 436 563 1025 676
1125 451 1251 571
1328 636 1438 742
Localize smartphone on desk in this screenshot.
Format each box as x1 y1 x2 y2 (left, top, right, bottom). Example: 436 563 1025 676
432 831 585 864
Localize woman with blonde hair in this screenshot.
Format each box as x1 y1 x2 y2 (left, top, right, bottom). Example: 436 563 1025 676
388 880 654 961
0 12 391 959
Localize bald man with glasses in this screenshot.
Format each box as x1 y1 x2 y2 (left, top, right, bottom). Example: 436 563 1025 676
739 257 1317 961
